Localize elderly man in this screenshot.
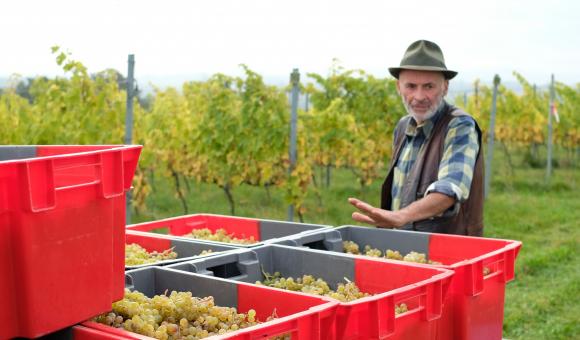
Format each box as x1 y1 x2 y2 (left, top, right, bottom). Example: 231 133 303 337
349 40 484 236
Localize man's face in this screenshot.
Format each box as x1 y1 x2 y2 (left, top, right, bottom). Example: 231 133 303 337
396 70 449 123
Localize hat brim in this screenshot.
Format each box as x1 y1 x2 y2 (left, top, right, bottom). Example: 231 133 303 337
389 66 457 80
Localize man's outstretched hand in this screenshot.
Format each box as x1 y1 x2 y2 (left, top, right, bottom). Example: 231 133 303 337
348 197 408 228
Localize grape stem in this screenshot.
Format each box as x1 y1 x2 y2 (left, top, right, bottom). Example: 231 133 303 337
261 265 273 280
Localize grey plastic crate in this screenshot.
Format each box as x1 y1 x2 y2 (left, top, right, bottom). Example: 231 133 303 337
275 225 431 257
272 228 344 251
124 267 240 307
125 230 240 270
335 225 431 255
167 244 358 287
258 218 332 241
289 226 523 340
84 266 338 339
0 146 37 161
166 244 455 339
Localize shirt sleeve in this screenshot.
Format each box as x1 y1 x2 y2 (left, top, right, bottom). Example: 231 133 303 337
425 115 480 214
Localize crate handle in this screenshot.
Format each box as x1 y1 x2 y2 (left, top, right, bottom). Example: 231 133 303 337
124 275 135 291
21 150 125 211
465 260 484 296
463 244 519 296
98 151 124 199
370 295 395 338
424 279 443 321
502 248 516 283
189 251 259 281
390 278 444 322
278 229 343 252
22 159 56 212
49 150 124 198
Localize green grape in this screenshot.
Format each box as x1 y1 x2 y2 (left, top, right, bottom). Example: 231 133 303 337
185 228 256 244
94 288 266 339
198 249 215 256
483 267 491 276
343 240 360 254
395 303 408 315
247 309 256 323
125 243 178 266
343 241 443 264
385 249 404 260
257 272 370 302
403 251 427 264
364 245 382 257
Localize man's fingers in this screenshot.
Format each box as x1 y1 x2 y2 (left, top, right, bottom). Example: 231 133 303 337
349 198 376 214
348 197 363 206
352 212 377 224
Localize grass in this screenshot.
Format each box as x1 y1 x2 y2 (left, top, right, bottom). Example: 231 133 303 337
133 151 580 340
482 160 580 339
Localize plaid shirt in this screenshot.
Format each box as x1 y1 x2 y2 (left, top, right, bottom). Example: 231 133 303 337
391 104 480 212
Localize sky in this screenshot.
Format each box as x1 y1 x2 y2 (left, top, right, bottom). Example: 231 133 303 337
1 0 579 90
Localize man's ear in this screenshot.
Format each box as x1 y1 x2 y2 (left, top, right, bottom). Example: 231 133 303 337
396 80 401 95
443 79 449 96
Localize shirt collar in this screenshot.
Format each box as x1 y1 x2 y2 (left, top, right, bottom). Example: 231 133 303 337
405 101 448 138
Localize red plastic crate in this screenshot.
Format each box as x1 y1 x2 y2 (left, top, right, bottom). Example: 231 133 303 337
0 145 141 339
286 226 522 340
126 213 331 247
428 232 521 340
81 267 338 339
167 244 455 339
73 325 127 340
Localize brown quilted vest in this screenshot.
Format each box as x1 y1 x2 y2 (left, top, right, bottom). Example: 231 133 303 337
380 103 484 236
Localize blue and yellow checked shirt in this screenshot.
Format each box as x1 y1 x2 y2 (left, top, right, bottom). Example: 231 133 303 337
391 105 480 212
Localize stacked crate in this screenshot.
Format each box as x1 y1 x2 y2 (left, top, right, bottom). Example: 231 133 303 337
0 145 141 339
273 225 522 340
1 146 521 340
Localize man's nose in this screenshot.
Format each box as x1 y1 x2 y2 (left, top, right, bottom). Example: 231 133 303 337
413 88 426 101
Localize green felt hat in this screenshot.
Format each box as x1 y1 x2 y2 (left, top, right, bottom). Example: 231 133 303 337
389 40 457 79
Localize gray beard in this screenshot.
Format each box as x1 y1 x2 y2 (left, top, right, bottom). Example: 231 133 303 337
403 96 445 123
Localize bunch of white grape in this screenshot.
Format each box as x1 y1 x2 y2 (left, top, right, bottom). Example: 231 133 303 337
342 241 442 265
94 289 262 339
395 303 408 314
256 271 407 314
198 249 214 256
257 271 367 302
343 240 493 275
257 271 408 314
125 244 178 266
185 228 256 245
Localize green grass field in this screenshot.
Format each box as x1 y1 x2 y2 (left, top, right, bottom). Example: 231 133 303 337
134 152 579 340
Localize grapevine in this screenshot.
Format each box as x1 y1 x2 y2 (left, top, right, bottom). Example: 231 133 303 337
1 48 577 222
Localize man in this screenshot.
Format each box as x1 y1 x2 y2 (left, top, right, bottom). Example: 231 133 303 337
349 40 484 236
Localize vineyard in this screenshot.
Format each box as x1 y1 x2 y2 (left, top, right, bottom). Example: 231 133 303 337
1 49 579 339
1 48 578 222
